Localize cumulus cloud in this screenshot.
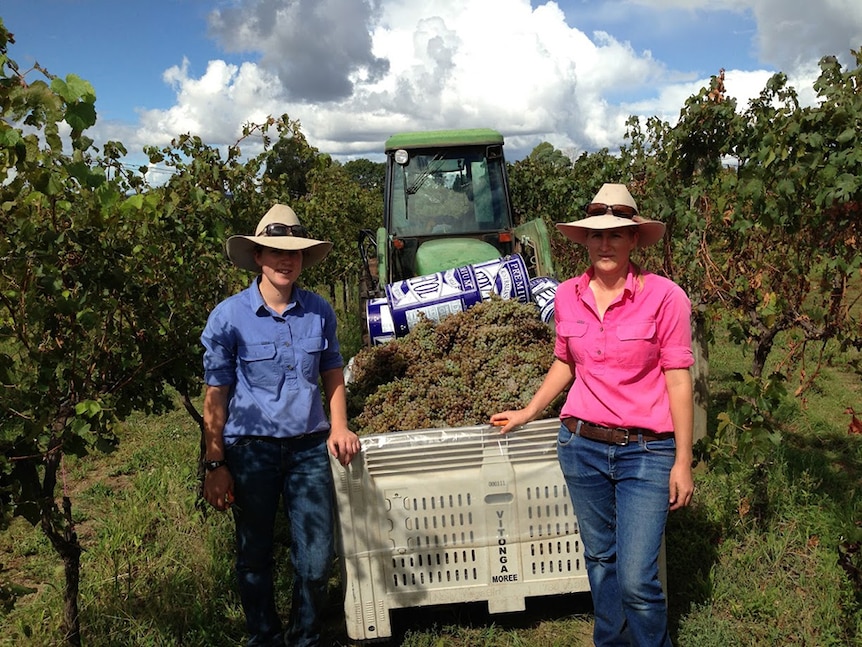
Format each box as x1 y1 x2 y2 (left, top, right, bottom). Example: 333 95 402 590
131 58 284 153
108 0 862 162
630 0 862 72
208 0 389 101
749 0 862 71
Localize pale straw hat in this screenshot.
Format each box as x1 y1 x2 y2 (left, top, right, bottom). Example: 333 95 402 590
226 204 332 272
556 183 666 248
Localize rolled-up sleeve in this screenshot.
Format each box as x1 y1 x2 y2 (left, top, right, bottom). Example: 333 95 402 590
318 301 343 373
202 305 238 387
658 285 694 371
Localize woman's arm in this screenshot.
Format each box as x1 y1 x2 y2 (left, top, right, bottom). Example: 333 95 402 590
203 384 234 511
664 367 694 510
321 367 361 466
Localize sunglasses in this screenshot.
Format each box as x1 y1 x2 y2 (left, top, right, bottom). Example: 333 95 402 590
585 203 638 218
260 223 309 238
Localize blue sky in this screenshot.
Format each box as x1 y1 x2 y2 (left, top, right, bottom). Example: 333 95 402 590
3 1 861 166
3 2 227 121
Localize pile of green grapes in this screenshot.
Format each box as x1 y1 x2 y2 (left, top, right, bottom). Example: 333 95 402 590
347 297 564 435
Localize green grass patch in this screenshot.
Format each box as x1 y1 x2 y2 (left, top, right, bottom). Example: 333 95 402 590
0 407 245 646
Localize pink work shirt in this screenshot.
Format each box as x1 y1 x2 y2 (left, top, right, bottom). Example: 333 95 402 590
554 264 694 432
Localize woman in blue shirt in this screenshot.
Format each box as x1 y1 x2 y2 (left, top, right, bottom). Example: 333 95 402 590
201 204 360 647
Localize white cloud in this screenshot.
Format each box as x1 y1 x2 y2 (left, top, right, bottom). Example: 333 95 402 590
132 58 284 154
100 0 861 163
208 0 389 101
630 0 862 72
750 0 862 71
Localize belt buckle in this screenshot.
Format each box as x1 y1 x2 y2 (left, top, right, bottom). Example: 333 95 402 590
614 427 630 446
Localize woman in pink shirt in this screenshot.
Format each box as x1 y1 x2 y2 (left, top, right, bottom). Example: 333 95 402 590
492 183 694 647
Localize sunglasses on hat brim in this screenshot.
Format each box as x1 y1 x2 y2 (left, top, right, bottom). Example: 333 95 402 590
585 203 638 218
259 223 309 238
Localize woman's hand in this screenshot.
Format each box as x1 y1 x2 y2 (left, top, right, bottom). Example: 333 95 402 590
204 466 235 512
668 462 694 510
490 409 532 434
328 426 362 466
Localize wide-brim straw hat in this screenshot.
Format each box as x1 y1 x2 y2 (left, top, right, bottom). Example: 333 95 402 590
226 204 333 272
556 183 666 248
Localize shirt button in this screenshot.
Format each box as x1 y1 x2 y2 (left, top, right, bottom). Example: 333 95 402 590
597 350 602 355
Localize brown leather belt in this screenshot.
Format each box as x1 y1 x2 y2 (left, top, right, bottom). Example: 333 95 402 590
562 418 672 446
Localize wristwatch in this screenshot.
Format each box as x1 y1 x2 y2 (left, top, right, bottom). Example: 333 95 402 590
204 458 227 472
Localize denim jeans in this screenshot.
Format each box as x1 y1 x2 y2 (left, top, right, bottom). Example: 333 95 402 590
225 432 335 647
557 422 675 647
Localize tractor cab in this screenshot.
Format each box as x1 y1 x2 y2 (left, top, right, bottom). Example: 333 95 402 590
377 129 516 282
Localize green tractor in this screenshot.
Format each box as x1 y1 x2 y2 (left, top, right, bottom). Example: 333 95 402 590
358 128 555 343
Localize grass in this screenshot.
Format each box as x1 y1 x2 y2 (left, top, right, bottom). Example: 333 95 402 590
1 316 861 646
0 407 246 646
667 320 862 646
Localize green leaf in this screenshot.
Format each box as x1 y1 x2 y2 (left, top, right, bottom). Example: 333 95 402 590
50 74 96 104
0 125 22 147
70 417 92 435
66 160 106 188
74 400 102 417
120 194 145 213
836 127 856 144
65 102 97 134
45 173 65 196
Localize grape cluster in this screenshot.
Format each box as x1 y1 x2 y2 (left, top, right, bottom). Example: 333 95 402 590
347 298 565 435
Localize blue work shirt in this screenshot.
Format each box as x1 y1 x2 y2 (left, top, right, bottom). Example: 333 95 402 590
201 278 344 442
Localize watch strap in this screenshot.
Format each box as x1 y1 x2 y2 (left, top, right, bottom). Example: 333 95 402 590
204 459 227 472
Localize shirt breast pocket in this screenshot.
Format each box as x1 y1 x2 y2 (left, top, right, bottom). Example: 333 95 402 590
557 320 589 363
615 321 658 366
238 343 279 387
298 336 328 381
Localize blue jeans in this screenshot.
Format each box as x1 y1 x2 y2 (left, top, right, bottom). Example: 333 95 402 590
557 422 675 647
225 432 335 647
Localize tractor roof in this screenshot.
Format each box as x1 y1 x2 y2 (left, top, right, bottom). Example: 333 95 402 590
384 128 504 152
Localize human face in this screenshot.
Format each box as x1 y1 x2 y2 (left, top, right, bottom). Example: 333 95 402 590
255 246 303 292
586 227 638 275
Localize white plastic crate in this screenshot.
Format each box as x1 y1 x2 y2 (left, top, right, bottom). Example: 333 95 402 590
330 417 591 641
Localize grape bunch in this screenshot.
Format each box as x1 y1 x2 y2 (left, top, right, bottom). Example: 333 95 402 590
347 298 564 435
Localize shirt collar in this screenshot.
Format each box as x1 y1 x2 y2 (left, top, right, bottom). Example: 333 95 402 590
575 263 638 301
249 278 306 317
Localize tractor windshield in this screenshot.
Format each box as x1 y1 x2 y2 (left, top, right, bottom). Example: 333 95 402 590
389 148 510 237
